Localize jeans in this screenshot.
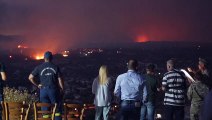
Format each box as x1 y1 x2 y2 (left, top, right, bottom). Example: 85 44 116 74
120 100 140 120
0 91 3 120
40 87 62 120
164 105 184 120
140 102 155 120
95 106 111 120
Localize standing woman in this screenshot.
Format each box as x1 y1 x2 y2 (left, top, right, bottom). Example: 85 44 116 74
0 62 6 120
92 65 112 120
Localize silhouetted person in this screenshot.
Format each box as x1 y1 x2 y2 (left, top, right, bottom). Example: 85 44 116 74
162 59 186 120
28 51 64 120
202 90 212 120
114 59 147 120
0 62 6 120
140 64 160 120
187 71 209 120
92 65 113 120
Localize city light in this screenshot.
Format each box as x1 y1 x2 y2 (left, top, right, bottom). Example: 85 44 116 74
63 54 69 57
17 45 28 49
62 50 70 57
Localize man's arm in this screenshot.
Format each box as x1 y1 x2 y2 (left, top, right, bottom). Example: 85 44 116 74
142 82 147 103
187 85 192 100
28 74 41 88
58 77 64 91
0 72 6 81
162 75 167 91
114 76 121 98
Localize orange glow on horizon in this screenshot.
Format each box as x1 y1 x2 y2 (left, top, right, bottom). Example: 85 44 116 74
33 53 45 60
35 55 44 60
136 35 149 43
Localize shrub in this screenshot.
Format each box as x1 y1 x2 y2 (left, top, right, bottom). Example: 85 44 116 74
3 87 39 104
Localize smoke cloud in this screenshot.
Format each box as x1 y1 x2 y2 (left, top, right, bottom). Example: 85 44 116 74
0 0 212 51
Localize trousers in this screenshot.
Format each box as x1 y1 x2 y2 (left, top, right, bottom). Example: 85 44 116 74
40 87 62 120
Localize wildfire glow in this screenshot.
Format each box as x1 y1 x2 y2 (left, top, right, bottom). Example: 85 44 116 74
34 54 44 60
136 35 148 43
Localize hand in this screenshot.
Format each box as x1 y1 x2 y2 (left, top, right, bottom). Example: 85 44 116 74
187 67 193 73
38 84 42 89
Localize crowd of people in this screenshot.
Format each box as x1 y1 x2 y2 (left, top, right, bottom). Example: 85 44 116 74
92 58 212 120
0 51 211 120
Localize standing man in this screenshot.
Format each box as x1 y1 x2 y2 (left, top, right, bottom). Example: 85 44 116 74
162 59 187 120
140 64 160 120
29 51 64 120
114 59 146 120
198 58 211 89
0 62 6 120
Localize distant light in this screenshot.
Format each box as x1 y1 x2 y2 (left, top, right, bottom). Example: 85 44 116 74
117 51 121 54
63 54 68 57
17 45 28 49
9 55 12 58
18 45 21 48
25 58 28 61
156 114 162 119
158 73 161 75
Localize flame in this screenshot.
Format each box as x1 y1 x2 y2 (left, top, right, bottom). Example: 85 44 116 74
34 53 44 60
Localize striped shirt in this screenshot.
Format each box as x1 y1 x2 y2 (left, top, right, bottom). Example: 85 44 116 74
162 69 186 106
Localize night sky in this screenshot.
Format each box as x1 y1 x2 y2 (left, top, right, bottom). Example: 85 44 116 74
0 0 212 51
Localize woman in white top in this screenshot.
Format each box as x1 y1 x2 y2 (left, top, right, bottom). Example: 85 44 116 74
92 65 112 120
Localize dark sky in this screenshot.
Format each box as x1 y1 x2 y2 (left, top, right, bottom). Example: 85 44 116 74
0 0 212 51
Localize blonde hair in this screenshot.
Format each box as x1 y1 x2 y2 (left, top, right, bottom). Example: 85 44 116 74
98 65 108 85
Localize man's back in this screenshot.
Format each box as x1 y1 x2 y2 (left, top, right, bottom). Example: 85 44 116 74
145 74 159 102
187 81 209 104
114 70 144 100
31 62 61 88
162 69 186 106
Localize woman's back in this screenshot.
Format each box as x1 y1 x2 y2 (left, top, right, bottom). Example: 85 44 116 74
92 77 112 106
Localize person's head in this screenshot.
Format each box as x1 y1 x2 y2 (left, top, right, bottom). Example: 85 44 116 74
127 59 138 71
193 71 204 82
98 65 108 85
198 58 208 71
146 63 156 74
166 59 175 71
44 51 53 62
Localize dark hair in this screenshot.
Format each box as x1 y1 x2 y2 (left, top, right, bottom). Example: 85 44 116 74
193 71 204 82
128 59 138 70
146 63 156 72
199 58 208 67
44 51 53 61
